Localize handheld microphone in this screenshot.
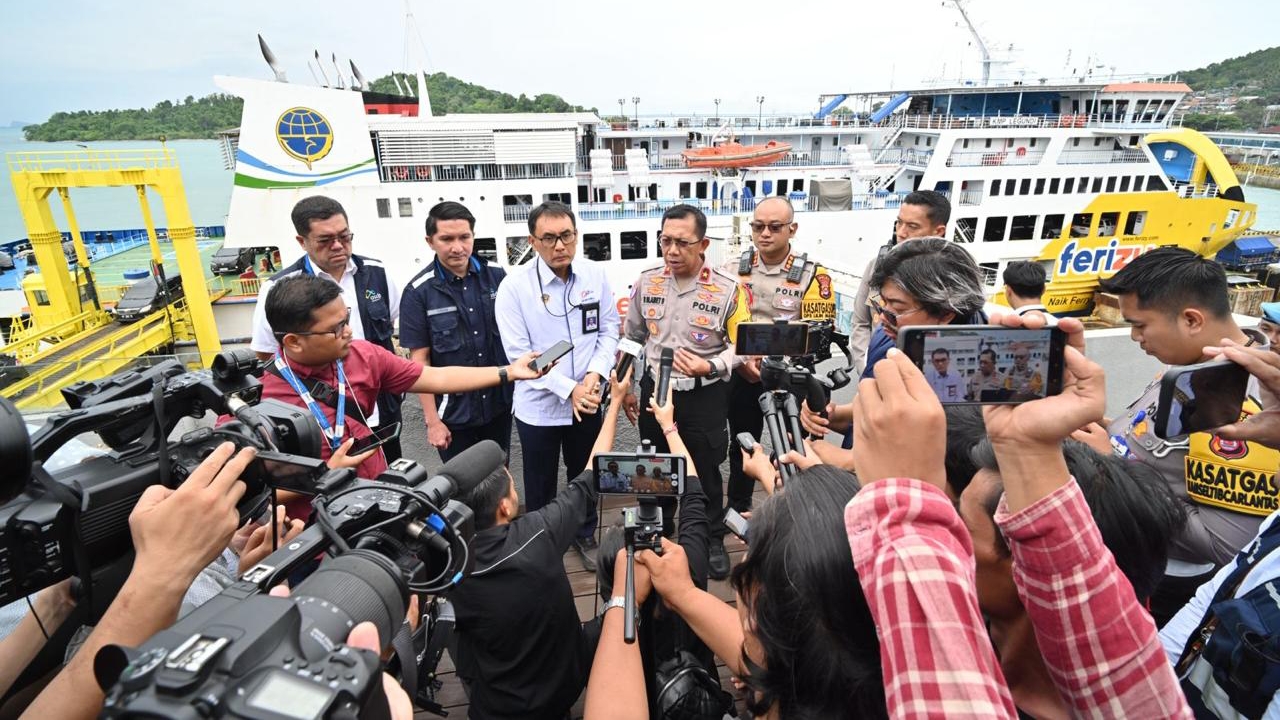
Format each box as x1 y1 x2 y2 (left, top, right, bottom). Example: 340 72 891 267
614 337 642 381
656 348 674 403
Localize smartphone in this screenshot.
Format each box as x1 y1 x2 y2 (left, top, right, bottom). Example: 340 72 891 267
899 325 1066 405
724 508 750 542
593 453 686 496
1154 359 1250 439
735 432 758 451
347 422 402 455
531 340 574 373
734 322 811 357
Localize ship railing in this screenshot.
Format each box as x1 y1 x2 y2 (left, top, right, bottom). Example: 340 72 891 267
945 149 1046 167
890 113 1171 131
6 149 178 173
1058 148 1149 165
1170 181 1221 199
958 190 984 206
875 148 935 167
379 162 572 183
503 205 533 223
576 190 934 221
618 113 872 132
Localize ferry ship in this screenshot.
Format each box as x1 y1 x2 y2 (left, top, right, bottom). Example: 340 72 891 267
216 71 1257 322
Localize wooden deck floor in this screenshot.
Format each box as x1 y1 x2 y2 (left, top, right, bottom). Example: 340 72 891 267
414 493 757 719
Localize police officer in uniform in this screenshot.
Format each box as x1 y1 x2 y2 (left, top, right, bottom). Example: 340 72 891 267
623 203 748 579
400 201 511 461
251 195 404 460
722 197 833 577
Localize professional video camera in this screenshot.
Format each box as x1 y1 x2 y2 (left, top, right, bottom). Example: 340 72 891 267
95 440 503 720
593 441 686 643
0 351 326 617
735 320 853 484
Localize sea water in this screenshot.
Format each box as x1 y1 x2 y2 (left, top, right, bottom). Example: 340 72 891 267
1 126 1279 244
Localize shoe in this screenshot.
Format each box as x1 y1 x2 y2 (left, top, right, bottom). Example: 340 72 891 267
574 536 599 573
709 539 730 581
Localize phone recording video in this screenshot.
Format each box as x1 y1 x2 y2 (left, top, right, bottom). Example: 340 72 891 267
734 322 812 357
593 453 686 496
347 421 401 455
900 325 1066 405
1154 359 1250 439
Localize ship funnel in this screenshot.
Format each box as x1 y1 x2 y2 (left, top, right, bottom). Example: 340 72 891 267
331 53 346 89
350 60 368 91
258 34 287 82
314 50 331 87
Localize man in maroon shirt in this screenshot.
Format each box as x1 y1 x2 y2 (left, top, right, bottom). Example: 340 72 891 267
262 274 542 488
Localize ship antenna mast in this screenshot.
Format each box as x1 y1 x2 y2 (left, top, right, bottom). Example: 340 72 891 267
401 0 434 115
947 0 992 85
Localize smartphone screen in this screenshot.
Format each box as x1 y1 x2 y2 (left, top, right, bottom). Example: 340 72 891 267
593 453 686 496
532 340 574 373
734 322 810 356
724 508 750 541
899 326 1066 405
1155 360 1250 439
347 422 402 455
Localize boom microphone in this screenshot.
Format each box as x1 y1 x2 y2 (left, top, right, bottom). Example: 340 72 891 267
656 348 674 404
420 439 506 507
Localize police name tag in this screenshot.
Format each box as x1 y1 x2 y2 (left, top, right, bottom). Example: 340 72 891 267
582 302 600 334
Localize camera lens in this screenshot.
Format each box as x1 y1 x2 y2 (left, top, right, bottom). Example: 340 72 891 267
211 349 261 382
289 550 408 659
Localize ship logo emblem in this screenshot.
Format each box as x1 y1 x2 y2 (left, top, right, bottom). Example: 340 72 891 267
276 107 334 170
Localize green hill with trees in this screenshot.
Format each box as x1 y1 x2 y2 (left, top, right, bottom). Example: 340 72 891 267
1177 46 1280 132
23 72 586 141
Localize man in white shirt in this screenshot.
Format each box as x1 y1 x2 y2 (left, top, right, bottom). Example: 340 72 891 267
249 196 403 458
924 347 965 402
494 201 619 571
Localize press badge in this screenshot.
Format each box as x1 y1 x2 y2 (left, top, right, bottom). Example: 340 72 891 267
582 302 600 334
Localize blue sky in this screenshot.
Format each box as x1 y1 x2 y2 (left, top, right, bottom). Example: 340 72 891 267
2 0 1277 124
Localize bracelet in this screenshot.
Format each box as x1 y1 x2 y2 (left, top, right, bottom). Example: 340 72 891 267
663 422 679 436
601 596 627 616
498 366 509 384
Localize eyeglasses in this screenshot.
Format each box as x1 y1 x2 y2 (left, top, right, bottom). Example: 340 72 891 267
312 231 354 247
659 236 701 249
285 310 352 340
534 230 577 247
749 221 793 234
867 294 926 327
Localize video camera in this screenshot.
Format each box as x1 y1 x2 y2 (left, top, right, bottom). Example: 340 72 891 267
0 351 325 617
96 440 502 719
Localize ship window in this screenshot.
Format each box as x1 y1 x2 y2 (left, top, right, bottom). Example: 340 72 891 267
793 179 804 192
650 183 658 200
1019 179 1031 195
777 179 789 196
832 137 838 146
583 232 611 261
1094 138 1103 147
1119 176 1131 192
1049 178 1060 194
398 198 413 217
1124 211 1148 235
954 218 977 243
679 181 692 198
963 139 970 149
474 238 498 263
1091 177 1103 193
1149 174 1165 190
745 180 757 196
1098 212 1120 236
33 289 50 306
503 194 533 209
1133 176 1145 192
985 138 993 149
1070 213 1092 237
506 236 534 266
915 136 920 146
594 188 607 203
1030 138 1038 148
1080 176 1089 192
376 198 392 219
990 179 1001 196
1034 179 1046 195
1072 138 1080 147
578 185 590 203
1063 178 1075 193
1010 215 1036 241
983 216 1007 242
662 140 669 149
1043 214 1066 238
543 192 571 204
978 262 999 285
1105 177 1117 193
695 181 708 199
621 230 648 260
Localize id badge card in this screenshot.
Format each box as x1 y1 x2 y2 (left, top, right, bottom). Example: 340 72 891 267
582 302 600 334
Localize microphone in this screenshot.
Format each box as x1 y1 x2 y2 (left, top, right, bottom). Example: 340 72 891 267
416 439 506 508
656 348 674 404
614 337 642 381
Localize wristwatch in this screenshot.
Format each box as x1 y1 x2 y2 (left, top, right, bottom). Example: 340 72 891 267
600 596 627 617
498 366 509 384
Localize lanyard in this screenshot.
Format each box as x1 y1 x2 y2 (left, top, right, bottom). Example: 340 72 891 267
274 354 347 450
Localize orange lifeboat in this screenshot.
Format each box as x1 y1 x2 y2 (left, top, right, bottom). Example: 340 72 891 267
682 140 792 169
